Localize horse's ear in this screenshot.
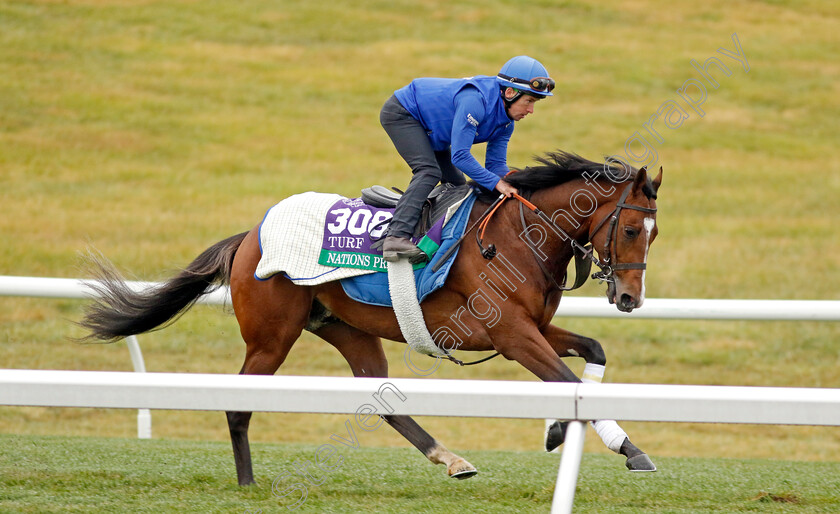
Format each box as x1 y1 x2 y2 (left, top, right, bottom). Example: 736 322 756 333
652 167 663 193
632 165 648 190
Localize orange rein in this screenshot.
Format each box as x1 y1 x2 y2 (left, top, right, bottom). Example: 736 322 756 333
476 191 537 243
476 168 535 240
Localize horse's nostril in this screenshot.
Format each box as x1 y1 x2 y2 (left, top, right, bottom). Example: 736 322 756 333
620 293 635 308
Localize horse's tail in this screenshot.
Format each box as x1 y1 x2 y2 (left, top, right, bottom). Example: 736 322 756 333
78 231 249 343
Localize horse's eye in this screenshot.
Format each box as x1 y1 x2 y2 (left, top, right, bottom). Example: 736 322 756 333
623 227 638 239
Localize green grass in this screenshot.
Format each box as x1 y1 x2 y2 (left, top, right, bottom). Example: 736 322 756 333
1 1 839 510
2 434 839 513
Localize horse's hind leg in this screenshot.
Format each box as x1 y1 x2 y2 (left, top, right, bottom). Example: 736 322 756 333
227 236 315 485
542 324 656 471
313 320 477 479
383 415 478 479
226 330 299 486
227 310 310 485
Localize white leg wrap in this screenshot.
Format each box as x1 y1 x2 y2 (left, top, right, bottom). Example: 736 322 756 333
591 419 628 453
582 363 626 453
581 363 605 383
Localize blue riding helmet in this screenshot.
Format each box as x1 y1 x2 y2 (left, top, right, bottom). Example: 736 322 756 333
497 55 555 97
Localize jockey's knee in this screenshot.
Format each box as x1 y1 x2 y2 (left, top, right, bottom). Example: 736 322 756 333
412 165 443 183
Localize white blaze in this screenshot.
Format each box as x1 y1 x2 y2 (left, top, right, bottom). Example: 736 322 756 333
639 217 655 305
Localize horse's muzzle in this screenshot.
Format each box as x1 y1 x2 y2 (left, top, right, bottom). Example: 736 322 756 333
616 293 639 312
607 279 643 312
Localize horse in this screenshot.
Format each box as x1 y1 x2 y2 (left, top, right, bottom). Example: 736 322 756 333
79 151 662 485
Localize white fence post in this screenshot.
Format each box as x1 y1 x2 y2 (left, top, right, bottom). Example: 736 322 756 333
0 276 157 439
551 420 587 514
125 335 151 439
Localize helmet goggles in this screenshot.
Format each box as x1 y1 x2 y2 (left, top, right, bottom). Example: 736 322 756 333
497 73 556 93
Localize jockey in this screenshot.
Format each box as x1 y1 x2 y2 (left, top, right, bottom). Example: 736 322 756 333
380 55 554 262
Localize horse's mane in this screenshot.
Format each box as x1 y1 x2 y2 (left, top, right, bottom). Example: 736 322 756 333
486 150 657 200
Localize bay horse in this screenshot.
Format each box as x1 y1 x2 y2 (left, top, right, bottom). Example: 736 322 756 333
80 151 662 485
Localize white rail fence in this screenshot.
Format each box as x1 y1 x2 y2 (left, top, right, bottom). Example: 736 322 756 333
2 276 839 512
2 275 839 320
1 370 839 513
2 274 839 440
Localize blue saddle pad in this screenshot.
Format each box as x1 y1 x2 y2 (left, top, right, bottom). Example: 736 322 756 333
340 192 477 307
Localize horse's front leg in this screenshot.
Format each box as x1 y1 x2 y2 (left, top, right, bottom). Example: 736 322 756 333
492 318 582 382
541 324 656 472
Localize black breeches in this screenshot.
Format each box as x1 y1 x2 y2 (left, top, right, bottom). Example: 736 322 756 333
380 95 465 238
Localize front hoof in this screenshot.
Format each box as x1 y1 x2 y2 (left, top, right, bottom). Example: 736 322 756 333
545 421 568 452
625 453 657 472
448 459 478 480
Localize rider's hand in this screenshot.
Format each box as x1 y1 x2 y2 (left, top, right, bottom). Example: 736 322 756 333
495 180 518 198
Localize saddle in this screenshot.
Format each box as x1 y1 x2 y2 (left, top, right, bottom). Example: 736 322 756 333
362 183 473 239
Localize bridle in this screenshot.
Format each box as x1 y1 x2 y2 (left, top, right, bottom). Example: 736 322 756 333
515 180 657 289
431 177 658 287
428 178 656 366
586 182 657 283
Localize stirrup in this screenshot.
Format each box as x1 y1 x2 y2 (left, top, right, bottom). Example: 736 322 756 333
382 248 428 264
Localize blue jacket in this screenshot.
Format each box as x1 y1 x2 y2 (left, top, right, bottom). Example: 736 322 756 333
394 76 514 191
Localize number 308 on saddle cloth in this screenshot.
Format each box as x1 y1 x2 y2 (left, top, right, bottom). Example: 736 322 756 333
254 192 473 287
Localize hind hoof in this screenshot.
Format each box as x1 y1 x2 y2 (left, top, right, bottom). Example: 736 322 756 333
545 421 568 452
625 453 657 472
448 459 478 480
450 468 478 480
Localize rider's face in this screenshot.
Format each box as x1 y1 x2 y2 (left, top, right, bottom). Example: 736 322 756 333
505 89 541 121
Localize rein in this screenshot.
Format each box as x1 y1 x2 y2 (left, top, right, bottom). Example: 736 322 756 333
512 192 595 290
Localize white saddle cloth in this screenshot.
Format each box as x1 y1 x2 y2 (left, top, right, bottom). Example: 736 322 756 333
254 192 376 285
